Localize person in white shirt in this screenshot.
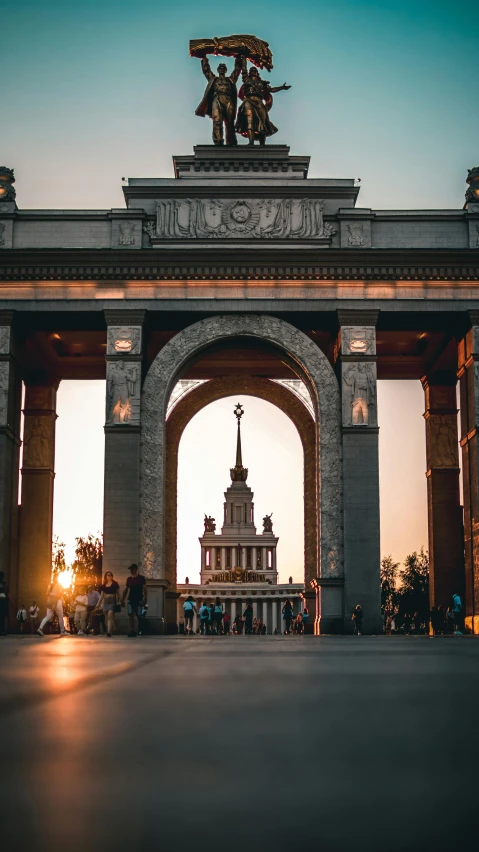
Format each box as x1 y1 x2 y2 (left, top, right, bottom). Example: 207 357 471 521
73 587 89 635
38 580 67 636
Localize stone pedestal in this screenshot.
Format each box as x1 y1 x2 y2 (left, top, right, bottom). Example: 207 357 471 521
337 310 382 634
103 311 145 595
422 377 464 610
458 320 479 632
0 314 22 614
17 383 58 611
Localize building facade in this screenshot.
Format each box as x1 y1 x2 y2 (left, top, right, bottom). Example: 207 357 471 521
177 403 304 633
1 152 479 633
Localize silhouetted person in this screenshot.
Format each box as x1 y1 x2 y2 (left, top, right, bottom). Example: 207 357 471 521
0 571 8 635
244 602 254 634
282 599 293 634
452 593 463 635
352 604 363 635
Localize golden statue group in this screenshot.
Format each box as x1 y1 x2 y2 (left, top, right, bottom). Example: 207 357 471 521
190 34 291 146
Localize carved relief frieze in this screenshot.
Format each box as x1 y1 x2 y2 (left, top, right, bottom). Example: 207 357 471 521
0 326 10 355
23 417 53 468
347 223 365 246
106 326 142 355
427 414 459 468
143 197 337 241
342 362 377 427
106 361 140 425
0 363 9 426
118 222 137 246
341 326 376 356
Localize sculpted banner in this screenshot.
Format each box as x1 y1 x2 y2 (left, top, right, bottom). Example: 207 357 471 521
144 198 336 241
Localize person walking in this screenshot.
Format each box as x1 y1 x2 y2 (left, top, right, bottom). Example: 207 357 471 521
452 593 463 635
199 600 209 635
208 601 216 634
282 599 293 634
72 586 89 635
244 602 254 635
296 612 304 635
183 596 197 635
302 606 309 634
97 571 121 637
16 604 27 633
446 606 455 635
213 596 224 635
86 585 101 633
223 610 231 635
0 571 9 635
29 601 40 633
122 564 147 638
352 604 363 635
235 613 244 635
38 578 67 636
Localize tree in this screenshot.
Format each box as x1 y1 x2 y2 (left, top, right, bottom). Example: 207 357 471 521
52 536 67 574
397 547 429 620
74 534 103 583
380 555 400 616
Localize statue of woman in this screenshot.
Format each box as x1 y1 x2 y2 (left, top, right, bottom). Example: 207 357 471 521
235 60 290 146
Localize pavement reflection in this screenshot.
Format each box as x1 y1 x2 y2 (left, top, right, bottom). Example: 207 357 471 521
0 635 477 852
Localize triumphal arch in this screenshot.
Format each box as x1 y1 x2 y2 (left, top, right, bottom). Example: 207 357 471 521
1 34 479 633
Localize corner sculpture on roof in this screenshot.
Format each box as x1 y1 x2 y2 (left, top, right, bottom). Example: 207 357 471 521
191 34 290 146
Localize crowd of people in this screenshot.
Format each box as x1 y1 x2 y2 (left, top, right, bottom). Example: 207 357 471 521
182 595 310 635
383 594 464 636
5 564 149 638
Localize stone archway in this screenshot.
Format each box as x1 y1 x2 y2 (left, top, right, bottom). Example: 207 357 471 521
164 377 317 622
140 315 342 607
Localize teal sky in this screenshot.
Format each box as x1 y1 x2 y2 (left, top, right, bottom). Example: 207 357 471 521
3 0 479 209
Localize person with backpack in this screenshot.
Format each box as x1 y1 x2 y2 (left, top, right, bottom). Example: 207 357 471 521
183 596 197 635
352 604 363 635
199 600 209 635
213 597 224 634
302 606 309 634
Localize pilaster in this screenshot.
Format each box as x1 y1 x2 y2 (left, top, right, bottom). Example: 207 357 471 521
458 315 479 631
422 374 464 611
103 311 146 605
0 312 22 611
337 309 382 634
18 381 59 612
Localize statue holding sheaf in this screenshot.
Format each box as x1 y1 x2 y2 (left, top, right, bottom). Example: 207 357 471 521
191 34 290 146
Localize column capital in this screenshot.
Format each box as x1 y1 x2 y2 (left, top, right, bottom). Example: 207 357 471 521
104 309 146 327
337 309 379 328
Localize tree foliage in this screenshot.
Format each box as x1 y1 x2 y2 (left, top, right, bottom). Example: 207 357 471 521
380 554 400 615
74 534 103 582
52 536 67 574
397 547 429 620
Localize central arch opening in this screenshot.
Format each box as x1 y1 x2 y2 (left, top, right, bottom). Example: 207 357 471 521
177 395 305 586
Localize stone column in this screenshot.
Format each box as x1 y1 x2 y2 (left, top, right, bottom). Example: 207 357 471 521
338 310 381 634
231 599 236 624
221 547 226 571
422 375 464 611
458 320 479 631
18 382 59 612
0 314 22 614
103 312 151 618
272 599 278 633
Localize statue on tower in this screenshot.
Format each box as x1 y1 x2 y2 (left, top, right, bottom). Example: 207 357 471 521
204 514 216 533
190 35 290 147
263 513 273 533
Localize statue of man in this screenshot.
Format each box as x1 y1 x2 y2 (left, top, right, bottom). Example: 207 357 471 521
195 56 242 146
346 363 375 425
107 362 131 424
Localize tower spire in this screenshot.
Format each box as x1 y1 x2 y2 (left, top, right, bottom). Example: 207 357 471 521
230 402 248 482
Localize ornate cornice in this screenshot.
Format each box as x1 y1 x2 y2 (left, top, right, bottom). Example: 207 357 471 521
0 248 478 282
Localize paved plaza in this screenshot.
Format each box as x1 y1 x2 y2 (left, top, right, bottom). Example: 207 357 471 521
0 635 477 851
